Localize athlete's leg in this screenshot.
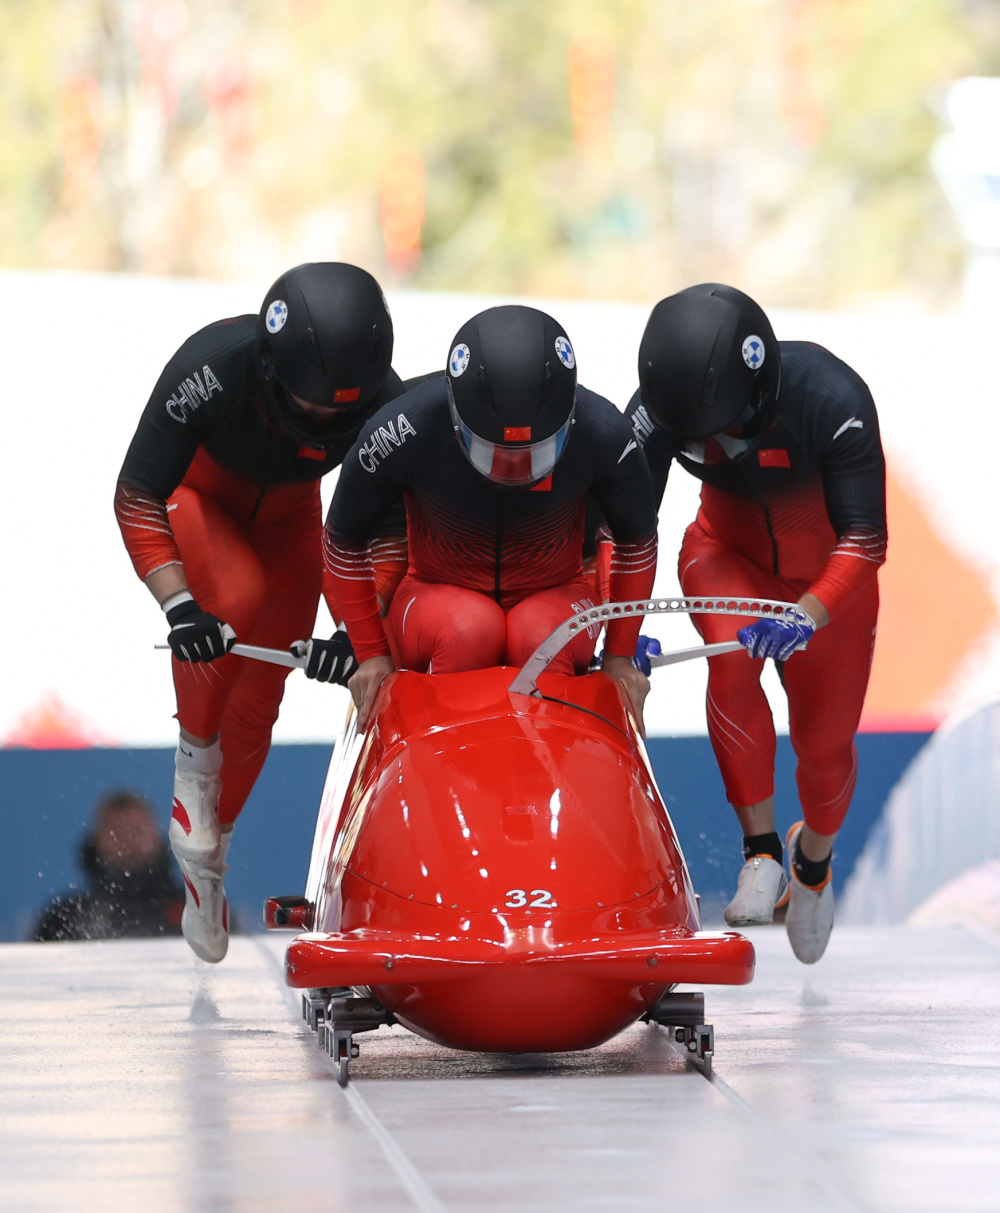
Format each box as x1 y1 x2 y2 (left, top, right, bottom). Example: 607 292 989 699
504 579 598 674
774 575 877 963
388 576 506 673
168 483 268 741
679 523 779 812
678 523 796 925
164 484 272 961
216 486 324 826
780 578 879 842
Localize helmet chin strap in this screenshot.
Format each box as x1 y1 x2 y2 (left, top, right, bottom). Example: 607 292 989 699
714 430 754 459
681 429 751 463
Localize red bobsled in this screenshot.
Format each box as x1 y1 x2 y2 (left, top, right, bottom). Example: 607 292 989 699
265 597 802 1081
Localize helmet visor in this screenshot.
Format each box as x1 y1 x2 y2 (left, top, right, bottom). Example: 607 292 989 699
448 388 575 487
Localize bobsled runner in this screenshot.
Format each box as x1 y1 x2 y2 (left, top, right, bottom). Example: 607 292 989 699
264 596 810 1082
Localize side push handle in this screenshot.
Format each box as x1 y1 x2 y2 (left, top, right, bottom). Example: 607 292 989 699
155 641 309 670
508 596 808 697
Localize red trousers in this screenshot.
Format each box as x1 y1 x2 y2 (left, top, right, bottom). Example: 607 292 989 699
168 452 323 826
679 521 878 836
387 575 599 674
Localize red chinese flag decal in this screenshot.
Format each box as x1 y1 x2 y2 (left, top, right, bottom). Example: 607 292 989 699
504 426 532 441
758 448 790 468
334 387 361 403
530 475 553 492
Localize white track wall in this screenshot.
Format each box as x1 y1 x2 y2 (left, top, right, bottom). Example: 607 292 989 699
841 696 1000 923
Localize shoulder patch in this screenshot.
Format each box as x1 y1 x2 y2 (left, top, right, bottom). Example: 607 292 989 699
832 417 864 441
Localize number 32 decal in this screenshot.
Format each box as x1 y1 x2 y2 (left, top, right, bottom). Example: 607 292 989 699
504 888 556 908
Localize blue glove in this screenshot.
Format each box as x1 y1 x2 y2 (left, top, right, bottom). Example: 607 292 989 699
737 618 813 661
631 635 662 676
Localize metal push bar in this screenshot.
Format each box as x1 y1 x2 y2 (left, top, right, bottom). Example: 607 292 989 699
508 596 809 697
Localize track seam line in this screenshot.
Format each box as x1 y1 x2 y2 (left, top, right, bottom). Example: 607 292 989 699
341 1083 450 1213
704 1061 874 1213
253 936 449 1213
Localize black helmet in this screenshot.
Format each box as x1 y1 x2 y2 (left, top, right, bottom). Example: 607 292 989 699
446 305 577 487
255 262 393 445
638 283 780 459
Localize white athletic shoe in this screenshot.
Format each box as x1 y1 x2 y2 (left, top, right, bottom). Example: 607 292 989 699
785 822 834 964
177 833 231 964
169 764 222 866
724 854 789 926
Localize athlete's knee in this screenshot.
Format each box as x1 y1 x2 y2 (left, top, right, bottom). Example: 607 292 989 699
707 652 764 701
793 729 855 773
222 670 288 734
506 592 583 663
435 607 505 670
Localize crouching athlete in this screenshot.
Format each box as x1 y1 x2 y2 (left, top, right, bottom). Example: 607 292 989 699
324 305 659 731
115 262 413 964
630 283 886 963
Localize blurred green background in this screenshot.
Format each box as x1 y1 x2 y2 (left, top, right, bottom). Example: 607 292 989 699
3 0 997 307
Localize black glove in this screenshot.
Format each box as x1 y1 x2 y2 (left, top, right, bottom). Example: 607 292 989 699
295 632 359 685
166 598 237 662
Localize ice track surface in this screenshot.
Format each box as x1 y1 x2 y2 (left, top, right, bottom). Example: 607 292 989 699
3 928 1000 1213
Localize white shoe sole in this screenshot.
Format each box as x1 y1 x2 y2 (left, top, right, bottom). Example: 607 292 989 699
177 845 230 964
179 871 229 963
725 856 789 926
785 824 834 964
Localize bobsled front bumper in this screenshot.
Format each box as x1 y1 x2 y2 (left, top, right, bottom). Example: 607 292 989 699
286 927 752 1053
285 927 754 989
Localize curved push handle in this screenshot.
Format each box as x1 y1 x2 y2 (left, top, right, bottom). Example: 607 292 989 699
508 596 809 697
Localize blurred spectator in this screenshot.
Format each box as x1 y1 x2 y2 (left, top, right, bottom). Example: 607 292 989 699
31 790 184 941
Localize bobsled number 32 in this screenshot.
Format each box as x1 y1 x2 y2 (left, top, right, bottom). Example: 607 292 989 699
266 597 807 1083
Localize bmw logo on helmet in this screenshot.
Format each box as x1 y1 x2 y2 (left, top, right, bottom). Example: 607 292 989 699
555 335 575 369
266 300 289 333
742 334 765 370
450 343 471 377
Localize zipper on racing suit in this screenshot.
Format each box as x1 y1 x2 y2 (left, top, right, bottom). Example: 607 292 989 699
762 501 780 575
493 495 505 604
250 484 267 522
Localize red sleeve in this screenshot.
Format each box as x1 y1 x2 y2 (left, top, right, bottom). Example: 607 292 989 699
321 534 409 627
114 480 182 581
322 530 392 662
604 532 658 657
807 526 887 619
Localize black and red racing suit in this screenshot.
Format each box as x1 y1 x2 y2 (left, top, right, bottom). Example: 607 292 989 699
628 340 887 833
325 377 659 674
115 314 410 824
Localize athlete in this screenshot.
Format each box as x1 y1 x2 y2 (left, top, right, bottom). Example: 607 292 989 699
324 305 658 731
115 262 412 964
629 283 886 963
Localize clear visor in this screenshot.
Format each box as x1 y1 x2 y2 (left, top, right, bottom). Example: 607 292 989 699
448 387 575 487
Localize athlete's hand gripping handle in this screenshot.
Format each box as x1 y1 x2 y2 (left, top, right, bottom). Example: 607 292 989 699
165 598 236 663
631 634 662 676
292 632 359 686
737 616 815 661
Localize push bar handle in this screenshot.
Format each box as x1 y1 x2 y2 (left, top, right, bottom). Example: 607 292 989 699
508 596 808 697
